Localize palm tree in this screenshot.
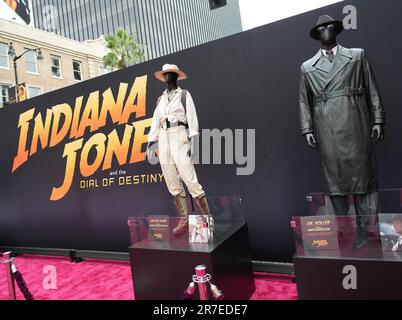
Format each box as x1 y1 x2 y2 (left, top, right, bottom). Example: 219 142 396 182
103 28 145 69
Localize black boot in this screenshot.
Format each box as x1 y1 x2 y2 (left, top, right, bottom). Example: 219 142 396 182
353 226 368 249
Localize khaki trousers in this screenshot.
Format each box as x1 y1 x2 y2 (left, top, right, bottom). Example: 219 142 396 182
158 125 205 198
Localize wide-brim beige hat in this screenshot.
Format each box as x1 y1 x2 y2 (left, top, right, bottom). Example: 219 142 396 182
154 64 188 82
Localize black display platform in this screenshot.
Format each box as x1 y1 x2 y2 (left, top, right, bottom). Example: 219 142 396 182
294 254 402 300
129 221 255 300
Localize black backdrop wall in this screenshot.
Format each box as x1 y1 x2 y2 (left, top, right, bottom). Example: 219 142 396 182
0 0 401 263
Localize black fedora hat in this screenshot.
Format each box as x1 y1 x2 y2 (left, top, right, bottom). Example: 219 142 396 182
310 14 344 40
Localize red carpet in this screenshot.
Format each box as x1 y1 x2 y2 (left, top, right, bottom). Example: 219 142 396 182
0 255 298 300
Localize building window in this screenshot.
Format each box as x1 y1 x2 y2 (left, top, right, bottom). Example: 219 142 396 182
73 60 82 81
25 49 38 74
99 65 114 75
51 55 62 78
0 43 10 69
0 84 11 108
27 86 41 98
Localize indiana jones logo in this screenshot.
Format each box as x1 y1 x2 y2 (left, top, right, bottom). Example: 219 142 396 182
12 75 150 201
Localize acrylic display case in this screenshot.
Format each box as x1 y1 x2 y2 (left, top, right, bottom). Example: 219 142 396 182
128 196 255 300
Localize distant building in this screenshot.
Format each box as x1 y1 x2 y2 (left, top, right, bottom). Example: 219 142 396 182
31 0 243 61
0 17 108 108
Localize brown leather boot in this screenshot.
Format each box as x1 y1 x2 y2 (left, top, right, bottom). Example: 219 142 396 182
173 195 189 236
195 195 214 234
195 195 210 215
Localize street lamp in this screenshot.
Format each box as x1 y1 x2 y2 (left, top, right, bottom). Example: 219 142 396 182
8 42 44 87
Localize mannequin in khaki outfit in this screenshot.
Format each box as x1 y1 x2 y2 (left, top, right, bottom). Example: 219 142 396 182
146 64 211 235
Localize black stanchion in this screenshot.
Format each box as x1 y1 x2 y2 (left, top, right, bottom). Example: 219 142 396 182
12 264 35 300
1 251 34 300
1 252 17 300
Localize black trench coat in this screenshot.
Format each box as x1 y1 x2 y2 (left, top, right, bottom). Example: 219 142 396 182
299 45 385 196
